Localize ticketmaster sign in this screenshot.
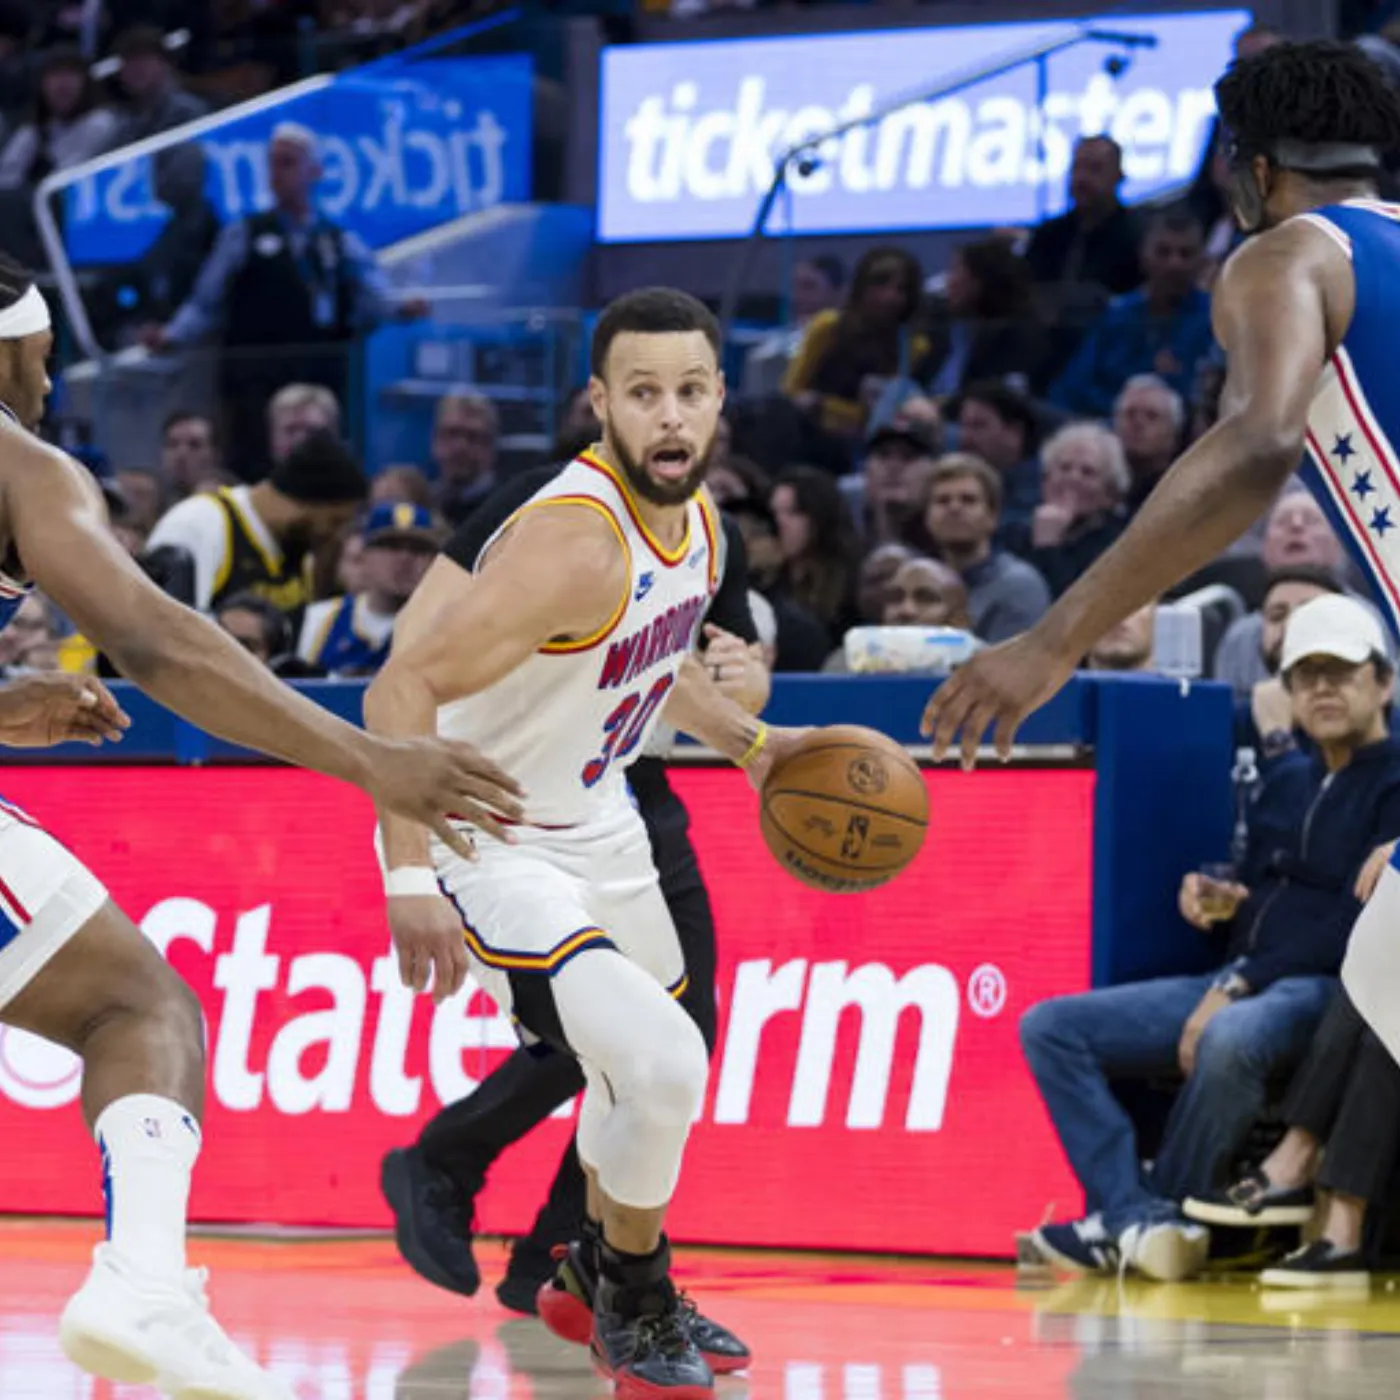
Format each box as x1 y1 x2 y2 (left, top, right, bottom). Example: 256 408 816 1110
597 10 1247 242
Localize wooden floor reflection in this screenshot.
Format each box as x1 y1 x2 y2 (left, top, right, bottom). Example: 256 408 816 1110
7 1221 1400 1397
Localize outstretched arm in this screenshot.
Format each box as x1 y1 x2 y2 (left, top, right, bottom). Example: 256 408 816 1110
924 222 1342 765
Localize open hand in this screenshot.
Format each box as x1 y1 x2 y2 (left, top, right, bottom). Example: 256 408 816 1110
387 894 469 1001
0 673 131 748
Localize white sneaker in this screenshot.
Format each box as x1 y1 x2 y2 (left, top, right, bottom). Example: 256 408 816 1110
1118 1220 1211 1283
59 1244 294 1400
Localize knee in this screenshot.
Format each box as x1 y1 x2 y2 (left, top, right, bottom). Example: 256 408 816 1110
634 1012 708 1129
89 954 205 1068
1194 1015 1262 1084
1020 997 1071 1061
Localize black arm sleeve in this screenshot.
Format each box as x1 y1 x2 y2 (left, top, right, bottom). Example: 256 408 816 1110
440 467 560 572
705 514 759 644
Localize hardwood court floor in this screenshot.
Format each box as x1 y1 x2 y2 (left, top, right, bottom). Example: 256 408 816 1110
6 1220 1400 1397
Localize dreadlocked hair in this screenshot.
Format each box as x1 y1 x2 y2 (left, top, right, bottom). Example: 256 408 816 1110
1216 40 1400 161
0 252 32 311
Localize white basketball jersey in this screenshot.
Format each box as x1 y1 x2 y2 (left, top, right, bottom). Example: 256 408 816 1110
438 449 720 826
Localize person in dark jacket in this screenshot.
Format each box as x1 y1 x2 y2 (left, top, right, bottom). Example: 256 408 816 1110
1019 593 1400 1284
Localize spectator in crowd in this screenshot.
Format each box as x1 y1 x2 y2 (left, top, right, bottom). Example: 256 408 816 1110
1023 595 1400 1283
707 454 770 510
726 496 831 672
1216 563 1344 702
1085 601 1157 672
783 246 930 443
160 410 222 497
144 123 425 471
883 555 971 630
267 382 339 469
553 382 600 461
1113 374 1186 510
925 238 1047 396
1024 135 1143 347
854 541 916 624
144 430 367 617
371 464 436 510
432 391 499 525
770 466 860 643
114 467 165 536
335 529 367 597
842 420 937 546
1029 422 1129 597
1184 985 1400 1290
1050 208 1215 418
950 381 1041 551
213 590 292 667
0 47 116 190
0 592 62 675
102 26 208 151
1262 489 1346 573
297 502 441 676
918 454 1050 643
743 255 845 394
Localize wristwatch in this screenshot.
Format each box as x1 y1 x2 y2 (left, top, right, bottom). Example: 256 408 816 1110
1212 971 1252 1001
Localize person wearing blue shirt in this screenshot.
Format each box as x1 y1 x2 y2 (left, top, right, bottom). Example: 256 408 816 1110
1049 208 1217 420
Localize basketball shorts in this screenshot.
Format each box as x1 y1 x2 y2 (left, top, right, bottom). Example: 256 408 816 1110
0 797 108 1010
432 797 686 1052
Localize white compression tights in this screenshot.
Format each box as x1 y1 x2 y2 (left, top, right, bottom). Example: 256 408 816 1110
1343 860 1400 1064
550 947 709 1210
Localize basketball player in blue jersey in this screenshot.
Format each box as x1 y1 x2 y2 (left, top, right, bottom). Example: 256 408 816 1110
925 42 1400 1073
0 253 522 1400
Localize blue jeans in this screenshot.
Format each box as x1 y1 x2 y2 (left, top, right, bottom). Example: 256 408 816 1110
1020 973 1335 1235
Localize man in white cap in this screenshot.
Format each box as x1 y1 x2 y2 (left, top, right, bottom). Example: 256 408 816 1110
143 123 426 475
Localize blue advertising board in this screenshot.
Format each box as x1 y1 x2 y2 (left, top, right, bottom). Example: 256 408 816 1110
62 53 534 266
597 10 1248 242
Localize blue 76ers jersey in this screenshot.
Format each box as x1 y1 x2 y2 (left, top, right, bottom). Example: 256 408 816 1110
1299 199 1400 627
435 450 720 827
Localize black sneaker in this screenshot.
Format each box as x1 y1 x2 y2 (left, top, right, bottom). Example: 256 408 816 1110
537 1235 750 1374
1259 1240 1370 1290
379 1147 480 1296
1183 1170 1316 1228
593 1275 714 1400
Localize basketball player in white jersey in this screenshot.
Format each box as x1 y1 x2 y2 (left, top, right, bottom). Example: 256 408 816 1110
0 253 521 1400
924 45 1400 1062
366 288 801 1400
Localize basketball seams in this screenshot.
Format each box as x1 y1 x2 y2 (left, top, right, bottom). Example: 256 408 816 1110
759 808 918 875
767 741 924 785
764 788 929 829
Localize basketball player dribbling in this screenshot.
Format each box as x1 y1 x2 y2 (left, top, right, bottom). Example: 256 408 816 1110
0 254 522 1400
924 44 1400 1064
366 287 804 1400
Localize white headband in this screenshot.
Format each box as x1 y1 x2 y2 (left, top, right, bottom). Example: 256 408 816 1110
0 285 50 340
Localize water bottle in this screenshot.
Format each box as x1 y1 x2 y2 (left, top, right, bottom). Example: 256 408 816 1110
1152 603 1203 681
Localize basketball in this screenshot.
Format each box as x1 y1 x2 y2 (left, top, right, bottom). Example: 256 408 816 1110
759 725 929 893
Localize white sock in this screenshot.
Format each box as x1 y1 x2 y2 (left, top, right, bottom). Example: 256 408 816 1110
93 1094 202 1279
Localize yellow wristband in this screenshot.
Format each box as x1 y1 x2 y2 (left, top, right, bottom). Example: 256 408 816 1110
738 722 770 769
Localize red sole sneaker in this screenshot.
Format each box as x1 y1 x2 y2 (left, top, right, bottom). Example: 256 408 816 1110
537 1281 593 1346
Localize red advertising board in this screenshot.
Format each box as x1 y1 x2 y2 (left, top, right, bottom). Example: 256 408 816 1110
0 764 1092 1256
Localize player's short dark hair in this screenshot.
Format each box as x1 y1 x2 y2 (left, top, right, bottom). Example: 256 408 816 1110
590 288 722 379
1216 40 1400 164
0 252 34 311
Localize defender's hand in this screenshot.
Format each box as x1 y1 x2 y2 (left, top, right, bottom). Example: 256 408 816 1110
0 673 131 748
364 736 524 860
387 894 469 1002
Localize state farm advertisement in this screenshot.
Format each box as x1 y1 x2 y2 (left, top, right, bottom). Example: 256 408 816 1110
0 765 1093 1256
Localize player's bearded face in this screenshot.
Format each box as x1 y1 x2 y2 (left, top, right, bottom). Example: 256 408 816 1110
595 332 724 507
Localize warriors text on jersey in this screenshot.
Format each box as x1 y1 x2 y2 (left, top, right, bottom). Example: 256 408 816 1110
438 450 720 826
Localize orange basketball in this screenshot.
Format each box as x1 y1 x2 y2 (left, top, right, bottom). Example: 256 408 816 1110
759 725 929 893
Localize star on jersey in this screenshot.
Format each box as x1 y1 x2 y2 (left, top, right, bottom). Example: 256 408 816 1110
1333 433 1357 462
1353 471 1377 500
1372 507 1394 537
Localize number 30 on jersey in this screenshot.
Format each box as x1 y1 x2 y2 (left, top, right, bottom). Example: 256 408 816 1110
582 674 675 787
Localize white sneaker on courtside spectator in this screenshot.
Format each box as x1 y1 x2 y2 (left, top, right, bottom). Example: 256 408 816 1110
59 1243 293 1400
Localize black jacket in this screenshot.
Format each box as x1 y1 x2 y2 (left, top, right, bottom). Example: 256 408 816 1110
1227 738 1400 990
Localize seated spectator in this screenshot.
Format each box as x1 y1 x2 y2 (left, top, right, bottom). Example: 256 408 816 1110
102 26 208 152
1022 594 1400 1282
1085 601 1156 672
853 542 916 625
371 464 436 510
742 256 845 396
145 430 367 617
924 239 1048 397
1113 374 1186 510
1262 489 1347 573
1050 208 1215 418
1183 984 1399 1290
432 391 499 525
883 556 971 630
267 383 340 472
783 247 930 443
843 421 937 546
0 593 63 675
916 453 1050 643
0 48 116 190
114 467 166 536
1029 422 1129 597
160 411 224 498
298 503 441 676
553 382 601 463
708 454 770 510
214 591 292 668
770 467 860 643
950 381 1041 551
